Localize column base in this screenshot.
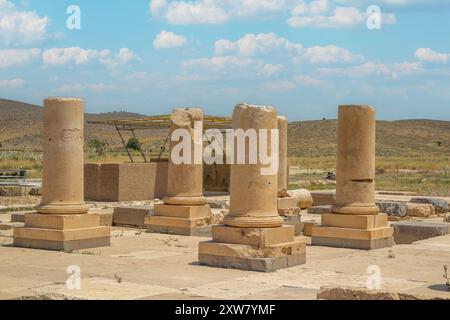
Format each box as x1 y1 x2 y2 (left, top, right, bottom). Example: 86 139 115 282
198 225 306 272
163 196 207 206
37 203 90 215
13 212 110 251
311 213 394 250
144 204 212 236
277 197 301 216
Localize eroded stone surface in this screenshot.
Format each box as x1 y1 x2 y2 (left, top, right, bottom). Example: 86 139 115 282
376 201 408 217
410 197 449 214
392 221 450 244
406 203 435 218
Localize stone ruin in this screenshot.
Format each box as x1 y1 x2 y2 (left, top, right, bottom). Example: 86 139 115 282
13 98 110 251
11 98 402 271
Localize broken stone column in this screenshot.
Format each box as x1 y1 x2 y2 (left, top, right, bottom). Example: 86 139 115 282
276 116 301 218
277 116 289 196
311 105 393 250
145 108 211 236
14 98 110 251
199 104 306 272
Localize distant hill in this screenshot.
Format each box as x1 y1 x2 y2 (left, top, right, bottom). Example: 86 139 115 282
288 119 450 158
0 99 449 158
0 99 167 149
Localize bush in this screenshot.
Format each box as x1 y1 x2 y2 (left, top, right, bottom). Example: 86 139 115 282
126 137 141 151
87 139 109 157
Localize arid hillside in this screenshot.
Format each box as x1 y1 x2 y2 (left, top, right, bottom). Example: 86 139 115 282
1 99 449 160
0 99 167 150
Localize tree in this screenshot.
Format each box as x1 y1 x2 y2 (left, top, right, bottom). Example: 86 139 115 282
87 139 108 157
126 137 141 151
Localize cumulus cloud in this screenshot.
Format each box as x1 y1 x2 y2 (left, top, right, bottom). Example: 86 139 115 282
42 47 139 68
0 0 49 45
153 30 187 49
0 48 41 68
319 61 422 79
182 56 260 72
0 78 25 89
287 0 396 28
293 45 364 64
148 0 292 25
265 75 325 91
259 64 285 76
100 48 140 68
214 33 302 56
415 48 449 64
55 83 118 93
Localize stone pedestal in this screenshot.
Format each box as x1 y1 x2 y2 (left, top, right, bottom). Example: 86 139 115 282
145 108 211 235
13 98 110 251
311 105 393 250
199 104 306 272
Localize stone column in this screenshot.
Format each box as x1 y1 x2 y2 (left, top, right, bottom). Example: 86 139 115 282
311 105 393 250
332 105 379 215
276 115 302 220
277 116 289 195
145 108 211 236
164 108 207 206
14 97 110 251
224 105 283 228
199 104 306 272
38 98 90 215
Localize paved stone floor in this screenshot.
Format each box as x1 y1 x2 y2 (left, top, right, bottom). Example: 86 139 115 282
1 226 450 300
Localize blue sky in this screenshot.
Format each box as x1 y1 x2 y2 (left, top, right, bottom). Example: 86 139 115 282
1 0 450 120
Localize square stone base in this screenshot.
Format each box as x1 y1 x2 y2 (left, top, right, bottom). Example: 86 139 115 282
198 225 306 272
146 224 212 237
13 236 111 251
311 212 393 250
311 225 394 250
113 206 153 228
144 204 211 236
13 212 111 251
277 197 300 216
311 236 394 250
199 250 306 273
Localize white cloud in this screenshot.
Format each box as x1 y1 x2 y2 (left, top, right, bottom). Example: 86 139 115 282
0 78 25 89
182 56 260 72
293 45 364 64
152 0 229 25
55 83 118 93
149 0 292 25
100 48 140 68
288 2 396 28
150 0 167 15
415 48 449 64
0 0 49 45
0 48 41 68
259 64 285 76
292 0 329 15
319 61 422 79
42 47 138 68
153 30 187 49
215 33 303 56
265 75 325 91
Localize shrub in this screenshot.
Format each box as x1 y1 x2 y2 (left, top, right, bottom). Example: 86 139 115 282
126 137 141 151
